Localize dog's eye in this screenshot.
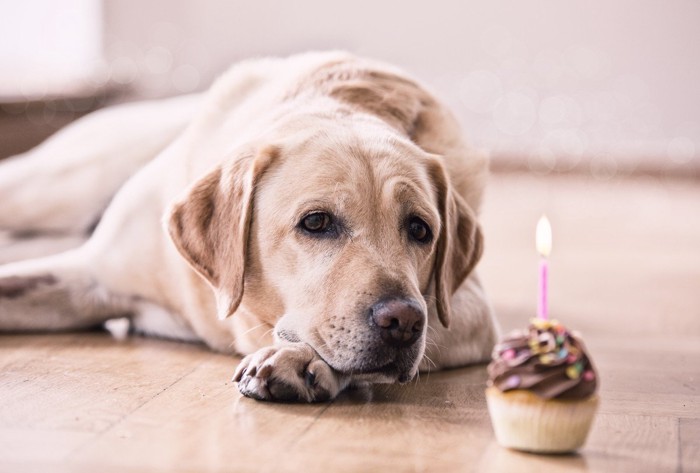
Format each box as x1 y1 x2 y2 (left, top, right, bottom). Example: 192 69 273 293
407 217 432 244
300 212 332 233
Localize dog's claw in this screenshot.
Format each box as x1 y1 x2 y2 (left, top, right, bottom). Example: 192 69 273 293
232 361 249 382
256 363 272 378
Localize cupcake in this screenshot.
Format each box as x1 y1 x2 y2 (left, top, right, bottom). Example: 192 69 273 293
485 318 599 453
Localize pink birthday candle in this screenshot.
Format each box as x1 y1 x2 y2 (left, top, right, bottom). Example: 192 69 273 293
538 258 548 319
536 215 552 320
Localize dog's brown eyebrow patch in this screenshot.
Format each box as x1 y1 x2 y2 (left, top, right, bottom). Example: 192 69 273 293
0 274 57 299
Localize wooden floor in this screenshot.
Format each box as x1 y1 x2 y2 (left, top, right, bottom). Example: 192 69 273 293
1 173 699 473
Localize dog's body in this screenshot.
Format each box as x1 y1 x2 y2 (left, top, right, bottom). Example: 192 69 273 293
0 52 498 401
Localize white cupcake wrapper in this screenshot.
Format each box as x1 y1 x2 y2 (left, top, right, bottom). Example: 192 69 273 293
486 388 598 453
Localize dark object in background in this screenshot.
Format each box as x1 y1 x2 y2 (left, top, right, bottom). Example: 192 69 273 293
0 92 118 161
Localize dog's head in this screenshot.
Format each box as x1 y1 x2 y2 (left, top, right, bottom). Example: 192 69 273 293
167 119 482 382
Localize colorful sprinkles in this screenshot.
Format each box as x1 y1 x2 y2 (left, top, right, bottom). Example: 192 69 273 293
495 318 594 386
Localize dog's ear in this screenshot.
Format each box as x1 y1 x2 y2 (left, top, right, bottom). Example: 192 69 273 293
426 157 484 328
166 147 278 321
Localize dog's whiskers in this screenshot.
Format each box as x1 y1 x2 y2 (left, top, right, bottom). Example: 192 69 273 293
424 333 446 353
426 324 440 336
425 339 447 352
240 322 269 338
422 352 437 370
257 327 276 343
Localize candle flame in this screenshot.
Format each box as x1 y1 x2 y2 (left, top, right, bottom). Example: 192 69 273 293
536 215 552 256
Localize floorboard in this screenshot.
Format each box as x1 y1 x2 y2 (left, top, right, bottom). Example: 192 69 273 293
1 174 699 472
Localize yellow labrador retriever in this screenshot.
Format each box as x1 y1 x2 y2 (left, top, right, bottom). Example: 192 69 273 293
0 52 498 402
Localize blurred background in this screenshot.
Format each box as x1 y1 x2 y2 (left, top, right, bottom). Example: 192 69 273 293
1 0 699 177
0 0 699 337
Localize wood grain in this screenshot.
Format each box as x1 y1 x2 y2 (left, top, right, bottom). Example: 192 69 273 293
1 174 699 472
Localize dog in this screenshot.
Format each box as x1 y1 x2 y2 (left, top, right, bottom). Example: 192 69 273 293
0 52 499 402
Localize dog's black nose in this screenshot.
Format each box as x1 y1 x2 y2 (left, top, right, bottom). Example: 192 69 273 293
370 298 424 348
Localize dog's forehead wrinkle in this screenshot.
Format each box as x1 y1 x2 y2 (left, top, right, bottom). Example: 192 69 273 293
277 147 431 231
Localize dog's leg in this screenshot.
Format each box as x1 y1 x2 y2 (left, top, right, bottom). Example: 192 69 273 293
0 230 86 265
233 343 351 402
0 94 201 236
0 248 128 331
421 273 500 371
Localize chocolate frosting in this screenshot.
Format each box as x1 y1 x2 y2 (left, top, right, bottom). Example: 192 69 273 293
487 318 598 400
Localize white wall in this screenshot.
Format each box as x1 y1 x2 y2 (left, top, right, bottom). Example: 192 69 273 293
100 1 700 175
0 0 102 99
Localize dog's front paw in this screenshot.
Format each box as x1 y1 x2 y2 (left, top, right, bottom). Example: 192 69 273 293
232 343 346 402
